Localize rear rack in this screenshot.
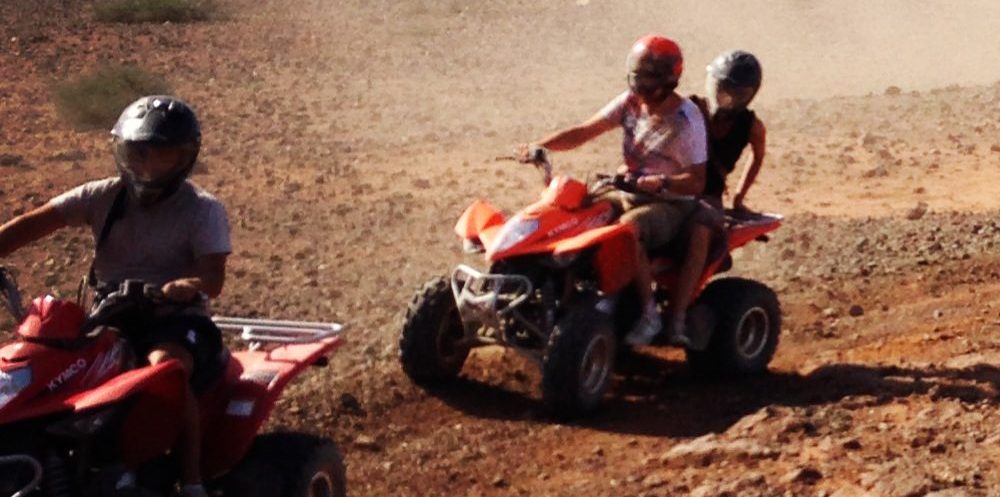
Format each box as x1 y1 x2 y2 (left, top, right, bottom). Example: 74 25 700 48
212 317 344 350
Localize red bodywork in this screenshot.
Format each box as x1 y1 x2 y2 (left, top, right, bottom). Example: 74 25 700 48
0 296 344 478
455 175 782 297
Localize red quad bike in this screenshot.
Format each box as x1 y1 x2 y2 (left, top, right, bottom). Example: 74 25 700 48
400 149 783 418
0 267 347 497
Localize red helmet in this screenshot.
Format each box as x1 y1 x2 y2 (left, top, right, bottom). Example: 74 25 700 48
626 35 684 100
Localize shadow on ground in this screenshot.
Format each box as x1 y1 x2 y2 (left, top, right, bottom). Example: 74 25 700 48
422 351 1000 438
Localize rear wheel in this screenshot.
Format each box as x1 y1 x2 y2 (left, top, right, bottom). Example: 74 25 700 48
399 276 470 385
685 277 781 376
541 298 616 419
230 433 347 497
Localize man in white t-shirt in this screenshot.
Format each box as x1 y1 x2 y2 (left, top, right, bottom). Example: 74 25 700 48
0 96 228 497
519 35 716 347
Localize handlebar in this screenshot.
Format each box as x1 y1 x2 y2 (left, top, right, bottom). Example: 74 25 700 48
82 279 204 336
590 173 696 202
497 145 553 186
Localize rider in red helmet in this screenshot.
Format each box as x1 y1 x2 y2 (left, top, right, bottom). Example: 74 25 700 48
520 35 716 346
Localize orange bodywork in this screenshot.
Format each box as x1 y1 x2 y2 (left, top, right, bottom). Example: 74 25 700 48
455 174 783 299
455 176 640 294
455 199 506 248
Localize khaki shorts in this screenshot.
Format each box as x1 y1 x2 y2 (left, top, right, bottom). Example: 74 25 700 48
597 191 721 251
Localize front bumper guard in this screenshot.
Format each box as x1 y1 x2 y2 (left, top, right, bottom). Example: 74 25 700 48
450 265 541 348
0 454 42 497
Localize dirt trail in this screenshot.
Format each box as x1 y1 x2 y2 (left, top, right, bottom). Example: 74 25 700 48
3 1 1000 496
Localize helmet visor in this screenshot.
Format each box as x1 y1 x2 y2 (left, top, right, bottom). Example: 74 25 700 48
114 141 186 185
706 77 756 111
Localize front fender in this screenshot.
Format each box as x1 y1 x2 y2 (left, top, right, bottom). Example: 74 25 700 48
552 223 638 294
455 200 505 245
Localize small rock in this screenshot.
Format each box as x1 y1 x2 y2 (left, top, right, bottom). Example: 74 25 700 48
848 305 864 317
905 202 928 220
641 474 667 489
884 85 903 96
354 435 380 451
842 437 862 450
784 466 822 485
491 475 508 488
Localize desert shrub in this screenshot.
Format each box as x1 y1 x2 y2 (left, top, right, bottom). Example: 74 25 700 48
94 0 217 23
52 64 170 130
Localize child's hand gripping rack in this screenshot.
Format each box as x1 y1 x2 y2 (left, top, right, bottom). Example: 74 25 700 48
212 317 344 351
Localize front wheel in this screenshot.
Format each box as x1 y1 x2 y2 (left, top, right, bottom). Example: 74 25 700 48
541 298 616 419
399 276 471 386
685 277 781 376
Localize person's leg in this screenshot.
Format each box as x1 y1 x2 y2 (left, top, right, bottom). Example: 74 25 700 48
666 223 711 337
621 203 685 345
147 344 206 497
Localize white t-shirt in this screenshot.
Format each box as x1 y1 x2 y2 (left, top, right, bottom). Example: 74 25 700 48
50 177 231 288
599 91 708 177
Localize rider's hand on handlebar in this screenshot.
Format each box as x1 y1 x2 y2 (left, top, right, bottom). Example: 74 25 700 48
636 174 667 193
162 278 202 303
515 143 550 165
514 143 534 164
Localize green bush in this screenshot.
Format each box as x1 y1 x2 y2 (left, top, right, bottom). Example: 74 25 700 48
94 0 217 23
53 64 170 130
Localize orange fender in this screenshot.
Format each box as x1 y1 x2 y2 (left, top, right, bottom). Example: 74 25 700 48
551 223 639 294
455 200 505 242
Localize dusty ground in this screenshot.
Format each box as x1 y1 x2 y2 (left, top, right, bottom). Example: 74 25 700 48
3 1 1000 496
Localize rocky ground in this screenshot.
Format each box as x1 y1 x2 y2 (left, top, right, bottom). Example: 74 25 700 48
3 1 1000 496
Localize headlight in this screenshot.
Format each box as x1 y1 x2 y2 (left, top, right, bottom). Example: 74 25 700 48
492 217 539 253
0 367 31 410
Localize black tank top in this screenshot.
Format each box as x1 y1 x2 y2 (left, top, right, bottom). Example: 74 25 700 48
691 96 755 199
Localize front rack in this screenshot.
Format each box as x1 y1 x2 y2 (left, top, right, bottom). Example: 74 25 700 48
212 317 344 350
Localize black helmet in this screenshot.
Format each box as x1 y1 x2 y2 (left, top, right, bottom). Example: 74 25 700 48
705 50 762 112
111 96 201 206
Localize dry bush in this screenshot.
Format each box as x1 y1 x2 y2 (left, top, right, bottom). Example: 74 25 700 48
52 64 170 130
94 0 217 23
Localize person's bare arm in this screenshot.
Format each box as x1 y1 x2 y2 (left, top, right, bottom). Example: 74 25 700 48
162 253 228 302
733 118 766 210
636 163 707 196
523 112 618 157
0 204 68 258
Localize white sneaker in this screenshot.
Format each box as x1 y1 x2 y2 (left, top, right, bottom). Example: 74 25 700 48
625 302 662 346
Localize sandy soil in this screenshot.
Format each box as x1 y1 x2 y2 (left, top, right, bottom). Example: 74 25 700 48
3 1 1000 496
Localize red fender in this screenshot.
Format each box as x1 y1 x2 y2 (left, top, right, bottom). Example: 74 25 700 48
199 335 345 477
1 361 185 426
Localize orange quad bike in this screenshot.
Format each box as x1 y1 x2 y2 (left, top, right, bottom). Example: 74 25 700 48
399 148 783 418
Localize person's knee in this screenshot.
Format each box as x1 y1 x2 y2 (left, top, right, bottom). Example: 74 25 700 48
148 344 195 379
